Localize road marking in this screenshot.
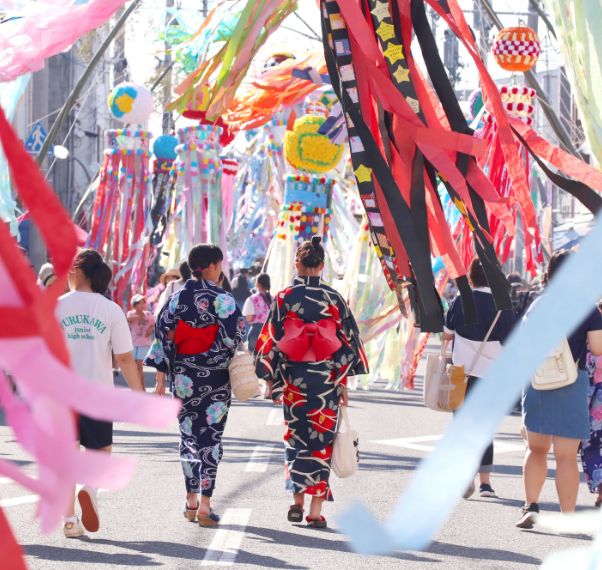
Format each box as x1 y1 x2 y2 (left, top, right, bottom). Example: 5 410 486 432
201 508 252 567
0 488 107 509
266 408 284 426
0 477 15 486
0 495 38 508
245 445 278 473
372 435 524 454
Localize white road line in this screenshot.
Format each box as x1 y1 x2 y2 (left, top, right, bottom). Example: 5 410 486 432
201 508 252 567
372 435 524 454
0 477 15 486
0 495 38 508
245 445 278 473
266 408 284 426
0 488 107 509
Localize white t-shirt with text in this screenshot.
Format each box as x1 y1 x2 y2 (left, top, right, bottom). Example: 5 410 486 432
57 291 133 385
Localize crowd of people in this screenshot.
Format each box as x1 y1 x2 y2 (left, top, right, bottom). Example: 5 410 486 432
40 239 602 538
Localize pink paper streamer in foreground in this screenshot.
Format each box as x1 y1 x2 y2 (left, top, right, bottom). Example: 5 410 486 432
0 0 127 82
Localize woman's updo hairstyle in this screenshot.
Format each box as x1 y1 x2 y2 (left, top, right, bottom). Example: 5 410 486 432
73 249 112 294
188 243 224 278
296 236 325 269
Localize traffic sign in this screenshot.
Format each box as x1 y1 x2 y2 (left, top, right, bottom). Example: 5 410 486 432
24 122 47 154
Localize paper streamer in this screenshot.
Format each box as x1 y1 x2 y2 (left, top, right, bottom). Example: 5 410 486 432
338 212 602 554
0 0 126 82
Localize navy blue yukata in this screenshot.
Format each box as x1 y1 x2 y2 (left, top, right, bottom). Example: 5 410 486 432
145 279 246 496
254 275 368 501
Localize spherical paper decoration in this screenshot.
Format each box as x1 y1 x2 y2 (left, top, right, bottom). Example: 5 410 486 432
284 115 344 174
153 135 178 161
492 26 541 73
107 83 154 124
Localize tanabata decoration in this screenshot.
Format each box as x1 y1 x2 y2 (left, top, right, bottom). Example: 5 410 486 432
225 52 327 130
170 125 223 262
492 26 541 73
265 174 334 292
108 82 154 126
169 0 298 121
0 106 178 568
544 0 602 167
0 0 127 82
150 135 178 254
319 0 602 333
284 114 344 174
87 128 154 306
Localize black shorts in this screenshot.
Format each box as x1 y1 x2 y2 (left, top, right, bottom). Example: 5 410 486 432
78 415 113 450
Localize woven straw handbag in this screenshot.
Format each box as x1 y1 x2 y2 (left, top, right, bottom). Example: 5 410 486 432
228 349 260 401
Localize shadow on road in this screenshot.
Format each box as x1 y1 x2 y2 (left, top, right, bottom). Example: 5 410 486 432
23 543 159 566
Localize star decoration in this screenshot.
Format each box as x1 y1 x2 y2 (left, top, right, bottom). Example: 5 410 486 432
392 65 410 83
383 42 404 65
376 21 396 43
371 1 390 23
354 164 373 184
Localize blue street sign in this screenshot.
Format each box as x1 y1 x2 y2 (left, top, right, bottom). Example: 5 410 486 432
24 122 47 154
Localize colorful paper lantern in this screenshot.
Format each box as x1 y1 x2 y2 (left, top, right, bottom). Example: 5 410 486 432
492 26 541 73
284 115 344 174
107 83 154 125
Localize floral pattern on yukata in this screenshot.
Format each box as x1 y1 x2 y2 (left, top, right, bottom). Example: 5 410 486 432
581 353 602 493
144 279 245 496
254 275 368 501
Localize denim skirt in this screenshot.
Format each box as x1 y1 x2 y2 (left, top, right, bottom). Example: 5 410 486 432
523 368 589 440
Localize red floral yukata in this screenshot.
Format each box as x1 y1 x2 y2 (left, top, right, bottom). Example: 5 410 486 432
254 275 368 501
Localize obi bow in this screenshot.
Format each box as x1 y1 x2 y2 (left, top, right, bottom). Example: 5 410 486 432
277 317 342 362
174 320 218 355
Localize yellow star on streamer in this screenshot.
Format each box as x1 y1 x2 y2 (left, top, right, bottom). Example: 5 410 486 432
376 21 396 42
354 164 373 183
393 65 410 83
383 42 404 65
371 1 390 23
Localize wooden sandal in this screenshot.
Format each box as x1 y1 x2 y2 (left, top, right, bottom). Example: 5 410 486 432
287 504 304 523
306 515 327 529
183 503 199 522
197 510 220 528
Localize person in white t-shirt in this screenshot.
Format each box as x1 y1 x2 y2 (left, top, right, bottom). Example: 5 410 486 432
56 249 143 538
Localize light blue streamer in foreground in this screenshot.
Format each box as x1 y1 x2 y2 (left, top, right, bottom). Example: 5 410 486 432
339 213 602 554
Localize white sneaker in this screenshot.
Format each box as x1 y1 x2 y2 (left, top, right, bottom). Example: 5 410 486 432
78 486 100 532
63 517 85 538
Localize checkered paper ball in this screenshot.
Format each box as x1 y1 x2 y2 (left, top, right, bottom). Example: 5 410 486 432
492 26 541 73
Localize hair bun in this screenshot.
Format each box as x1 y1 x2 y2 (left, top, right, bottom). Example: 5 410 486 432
311 236 322 248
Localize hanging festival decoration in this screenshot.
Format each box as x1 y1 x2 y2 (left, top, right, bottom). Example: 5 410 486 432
0 107 178 566
169 0 298 121
319 0 602 333
149 135 178 255
284 114 344 174
0 0 127 82
108 82 154 126
491 26 541 73
87 127 154 306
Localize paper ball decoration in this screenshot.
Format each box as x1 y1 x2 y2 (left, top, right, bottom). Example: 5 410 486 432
284 115 344 174
492 26 541 73
107 83 154 124
153 135 178 161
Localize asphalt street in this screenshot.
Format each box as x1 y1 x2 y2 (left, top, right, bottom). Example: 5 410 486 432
1 347 597 569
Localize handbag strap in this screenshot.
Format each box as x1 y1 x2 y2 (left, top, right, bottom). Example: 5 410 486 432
466 311 501 376
338 406 350 434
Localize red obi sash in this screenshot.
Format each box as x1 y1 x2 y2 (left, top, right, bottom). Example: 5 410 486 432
277 317 342 362
174 321 218 355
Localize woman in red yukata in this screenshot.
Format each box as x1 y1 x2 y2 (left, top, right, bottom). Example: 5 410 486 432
254 236 368 528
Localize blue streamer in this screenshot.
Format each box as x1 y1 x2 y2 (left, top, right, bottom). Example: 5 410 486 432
339 213 602 554
0 73 31 235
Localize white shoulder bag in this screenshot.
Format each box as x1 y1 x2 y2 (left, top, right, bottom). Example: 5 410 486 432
531 339 577 390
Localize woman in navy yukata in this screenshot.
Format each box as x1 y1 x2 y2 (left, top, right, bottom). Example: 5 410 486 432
255 236 368 528
145 244 246 527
